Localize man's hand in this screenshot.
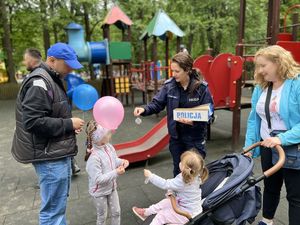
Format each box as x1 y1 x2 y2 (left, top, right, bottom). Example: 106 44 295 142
75 128 82 134
71 118 84 130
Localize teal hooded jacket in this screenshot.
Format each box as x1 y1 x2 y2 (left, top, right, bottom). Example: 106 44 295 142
244 75 300 157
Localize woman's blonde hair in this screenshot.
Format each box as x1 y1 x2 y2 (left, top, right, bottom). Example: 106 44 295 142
254 45 300 89
180 150 208 184
84 120 98 161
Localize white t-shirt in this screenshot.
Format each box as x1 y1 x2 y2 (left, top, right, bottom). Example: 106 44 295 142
256 85 287 140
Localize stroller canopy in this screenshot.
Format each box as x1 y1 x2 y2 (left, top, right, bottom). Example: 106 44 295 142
192 153 261 225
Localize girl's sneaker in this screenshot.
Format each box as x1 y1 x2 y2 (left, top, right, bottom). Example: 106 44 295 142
132 207 147 221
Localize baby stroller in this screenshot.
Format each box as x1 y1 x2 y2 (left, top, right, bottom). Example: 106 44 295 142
141 142 285 225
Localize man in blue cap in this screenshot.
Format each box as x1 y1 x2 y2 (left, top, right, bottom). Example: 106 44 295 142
12 43 85 225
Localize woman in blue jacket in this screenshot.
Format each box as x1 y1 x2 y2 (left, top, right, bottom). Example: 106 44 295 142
244 45 300 225
134 52 214 177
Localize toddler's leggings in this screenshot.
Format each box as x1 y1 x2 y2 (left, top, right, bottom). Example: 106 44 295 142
92 189 120 225
145 198 189 225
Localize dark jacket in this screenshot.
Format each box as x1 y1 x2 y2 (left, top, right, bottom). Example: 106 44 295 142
142 77 214 139
11 64 77 163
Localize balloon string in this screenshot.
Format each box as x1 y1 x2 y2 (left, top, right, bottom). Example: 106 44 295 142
82 111 85 121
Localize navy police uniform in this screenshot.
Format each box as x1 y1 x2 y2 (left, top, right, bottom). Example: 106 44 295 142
141 76 214 176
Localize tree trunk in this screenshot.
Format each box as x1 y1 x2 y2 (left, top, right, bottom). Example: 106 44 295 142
214 31 222 56
0 0 15 83
40 0 51 55
53 23 58 43
83 2 95 80
206 26 215 56
187 33 194 55
83 3 91 42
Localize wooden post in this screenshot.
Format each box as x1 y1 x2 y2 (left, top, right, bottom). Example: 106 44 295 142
128 27 132 41
266 0 273 44
176 37 180 53
153 36 158 94
165 35 169 79
292 13 299 41
102 24 112 96
270 0 280 45
232 0 246 150
144 39 148 62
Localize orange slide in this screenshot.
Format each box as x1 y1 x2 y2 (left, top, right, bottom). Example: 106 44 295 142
114 117 170 163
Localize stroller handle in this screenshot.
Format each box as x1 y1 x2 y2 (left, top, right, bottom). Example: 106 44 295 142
243 141 285 178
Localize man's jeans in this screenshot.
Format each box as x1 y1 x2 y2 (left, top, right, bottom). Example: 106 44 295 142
33 157 71 225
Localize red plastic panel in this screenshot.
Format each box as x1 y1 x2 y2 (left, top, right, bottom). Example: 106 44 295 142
193 55 215 96
229 56 244 108
209 53 233 107
277 41 300 64
277 33 293 41
193 55 213 77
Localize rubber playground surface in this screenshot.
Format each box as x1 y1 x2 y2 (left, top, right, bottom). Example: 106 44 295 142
0 97 288 225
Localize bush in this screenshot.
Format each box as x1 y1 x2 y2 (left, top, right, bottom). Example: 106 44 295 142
0 82 20 100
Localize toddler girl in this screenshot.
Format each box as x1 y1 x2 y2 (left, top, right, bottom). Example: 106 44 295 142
132 150 208 225
85 120 129 225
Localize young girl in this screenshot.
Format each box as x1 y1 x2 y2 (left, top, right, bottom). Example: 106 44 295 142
132 150 208 225
85 120 129 225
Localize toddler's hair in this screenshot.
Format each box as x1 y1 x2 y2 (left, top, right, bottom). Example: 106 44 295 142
84 120 98 161
180 150 208 184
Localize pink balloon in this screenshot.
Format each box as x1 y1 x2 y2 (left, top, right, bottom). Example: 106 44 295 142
93 96 125 130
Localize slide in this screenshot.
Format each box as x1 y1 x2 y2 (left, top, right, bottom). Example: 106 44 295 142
114 117 169 163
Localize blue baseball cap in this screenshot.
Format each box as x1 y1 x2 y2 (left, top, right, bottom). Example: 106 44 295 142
47 43 83 69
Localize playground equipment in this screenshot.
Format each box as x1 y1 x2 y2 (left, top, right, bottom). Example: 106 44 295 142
101 4 132 102
194 54 245 110
114 117 169 163
65 4 132 101
276 4 300 63
0 52 8 84
130 61 168 104
211 0 300 149
193 53 246 140
131 9 185 104
65 23 110 65
0 62 8 84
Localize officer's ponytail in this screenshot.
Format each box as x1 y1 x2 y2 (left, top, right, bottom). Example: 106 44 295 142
188 68 204 93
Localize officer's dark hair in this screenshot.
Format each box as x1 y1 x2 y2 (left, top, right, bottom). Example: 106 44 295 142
171 52 203 93
24 48 42 61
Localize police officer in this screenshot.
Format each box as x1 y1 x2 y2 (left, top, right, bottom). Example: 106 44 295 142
134 52 214 177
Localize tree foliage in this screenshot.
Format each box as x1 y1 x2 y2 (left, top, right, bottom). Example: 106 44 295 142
0 0 299 82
